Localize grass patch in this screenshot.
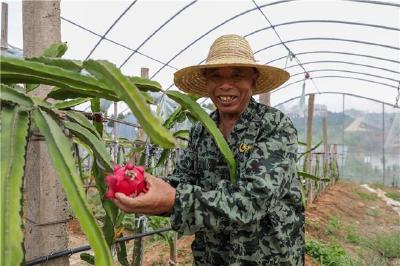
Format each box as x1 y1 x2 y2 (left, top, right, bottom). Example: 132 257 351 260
306 219 321 230
354 189 378 201
366 208 380 217
345 225 363 245
385 191 400 202
367 232 400 259
325 216 341 235
306 239 361 266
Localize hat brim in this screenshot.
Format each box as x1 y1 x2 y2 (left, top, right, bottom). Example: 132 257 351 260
174 62 290 97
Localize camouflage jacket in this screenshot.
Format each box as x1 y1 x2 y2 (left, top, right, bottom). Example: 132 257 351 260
164 98 304 265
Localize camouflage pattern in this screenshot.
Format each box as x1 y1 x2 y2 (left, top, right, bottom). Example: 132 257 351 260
163 98 304 265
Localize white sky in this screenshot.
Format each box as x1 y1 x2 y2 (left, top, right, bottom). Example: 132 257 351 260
3 0 400 112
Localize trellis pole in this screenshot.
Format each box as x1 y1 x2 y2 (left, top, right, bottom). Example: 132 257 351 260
306 94 315 204
22 1 69 265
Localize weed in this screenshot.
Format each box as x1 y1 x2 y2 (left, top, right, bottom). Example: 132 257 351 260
306 239 361 265
366 208 380 217
325 216 341 235
354 189 378 201
385 191 400 202
367 232 400 259
345 225 362 244
305 219 321 230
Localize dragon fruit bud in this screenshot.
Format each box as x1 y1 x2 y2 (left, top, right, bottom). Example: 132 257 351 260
105 163 146 199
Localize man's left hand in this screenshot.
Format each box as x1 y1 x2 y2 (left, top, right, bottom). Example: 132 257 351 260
112 173 176 215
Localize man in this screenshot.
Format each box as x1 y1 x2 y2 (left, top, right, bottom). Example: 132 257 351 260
113 34 304 265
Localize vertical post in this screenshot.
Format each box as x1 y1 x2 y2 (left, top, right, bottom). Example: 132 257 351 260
382 103 386 185
259 92 271 106
322 111 329 177
132 67 149 266
342 94 345 178
113 102 118 161
306 94 315 203
22 1 69 265
1 2 8 55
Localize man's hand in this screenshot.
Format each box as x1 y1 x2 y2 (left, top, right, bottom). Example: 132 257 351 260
112 172 176 215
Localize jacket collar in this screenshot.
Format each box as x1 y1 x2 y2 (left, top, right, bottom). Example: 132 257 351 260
210 97 259 133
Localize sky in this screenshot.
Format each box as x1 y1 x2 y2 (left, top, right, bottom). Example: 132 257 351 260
3 0 400 113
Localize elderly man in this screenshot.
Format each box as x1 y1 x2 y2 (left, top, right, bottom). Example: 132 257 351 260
113 34 304 265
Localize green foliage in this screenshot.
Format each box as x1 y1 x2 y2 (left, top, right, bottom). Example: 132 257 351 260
83 60 176 148
306 239 361 266
0 106 30 266
32 108 113 265
325 216 341 235
367 233 400 258
344 225 362 244
385 191 400 202
353 189 378 201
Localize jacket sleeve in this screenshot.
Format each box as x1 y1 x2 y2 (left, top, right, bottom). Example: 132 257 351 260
169 115 298 235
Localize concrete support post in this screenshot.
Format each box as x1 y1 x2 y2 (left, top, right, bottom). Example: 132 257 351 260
22 1 69 265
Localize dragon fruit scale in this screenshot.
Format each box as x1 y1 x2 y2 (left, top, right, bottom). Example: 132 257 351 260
105 163 147 199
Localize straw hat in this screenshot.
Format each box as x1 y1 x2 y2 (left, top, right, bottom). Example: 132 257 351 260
174 34 290 96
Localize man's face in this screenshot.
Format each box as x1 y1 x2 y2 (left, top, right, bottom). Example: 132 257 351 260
205 67 258 117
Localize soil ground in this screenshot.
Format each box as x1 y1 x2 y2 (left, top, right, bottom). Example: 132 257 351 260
68 181 400 265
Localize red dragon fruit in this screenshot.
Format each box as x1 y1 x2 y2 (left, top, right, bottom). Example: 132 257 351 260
105 163 147 199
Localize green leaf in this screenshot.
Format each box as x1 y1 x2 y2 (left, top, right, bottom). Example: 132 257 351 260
28 57 83 73
66 111 101 139
299 140 323 159
80 253 95 265
90 98 104 136
297 171 330 181
55 98 91 109
128 76 162 92
166 91 237 185
32 108 112 265
1 105 30 266
83 60 176 148
41 42 68 58
163 106 185 129
0 56 117 100
0 83 34 108
47 87 119 101
156 148 171 168
173 129 189 141
63 121 112 171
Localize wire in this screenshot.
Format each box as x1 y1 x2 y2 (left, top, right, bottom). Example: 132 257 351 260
251 0 321 94
119 0 197 69
265 50 400 65
273 75 399 94
85 1 137 60
290 69 399 83
61 16 178 70
284 60 400 75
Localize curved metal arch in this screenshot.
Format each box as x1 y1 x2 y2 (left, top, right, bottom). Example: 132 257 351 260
284 60 400 75
245 19 399 39
255 38 399 55
150 0 297 79
154 0 399 81
290 69 399 83
343 0 400 8
273 75 398 94
85 1 138 60
274 91 399 108
265 50 400 65
61 16 178 70
119 0 197 69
